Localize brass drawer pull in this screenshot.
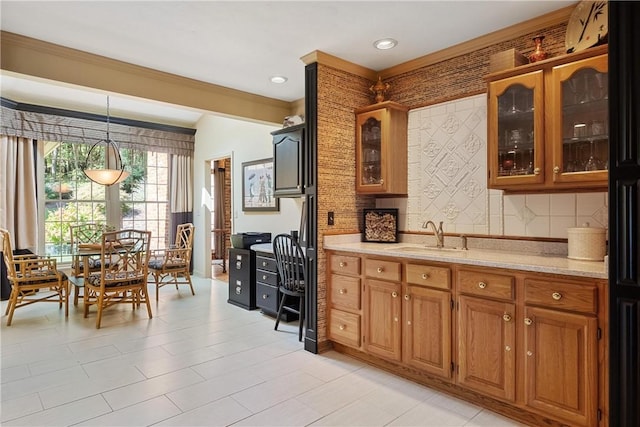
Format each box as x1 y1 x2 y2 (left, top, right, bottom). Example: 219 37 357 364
391 291 398 298
478 281 487 289
552 292 562 301
339 261 346 267
503 313 512 322
421 273 430 280
262 261 267 267
404 294 410 301
339 324 346 331
339 288 347 294
377 267 384 273
262 275 267 280
524 317 533 326
262 294 268 299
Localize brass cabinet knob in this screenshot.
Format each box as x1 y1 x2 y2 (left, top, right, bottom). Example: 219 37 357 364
339 261 346 267
339 288 347 294
391 291 398 298
394 316 398 322
407 320 412 326
553 166 560 174
478 281 487 289
503 313 512 322
524 317 533 326
552 292 562 301
262 275 267 280
377 267 384 273
404 294 410 301
421 273 429 280
339 324 346 331
534 167 541 175
380 179 384 185
505 345 511 352
262 294 268 299
262 261 267 267
527 350 533 356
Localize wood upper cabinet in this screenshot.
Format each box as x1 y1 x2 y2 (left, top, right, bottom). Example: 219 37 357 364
486 45 608 192
272 123 305 197
403 284 452 378
364 278 402 361
488 70 545 188
355 101 408 195
457 295 516 402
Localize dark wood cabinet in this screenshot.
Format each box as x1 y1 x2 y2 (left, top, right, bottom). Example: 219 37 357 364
272 123 305 197
255 249 298 321
227 248 256 310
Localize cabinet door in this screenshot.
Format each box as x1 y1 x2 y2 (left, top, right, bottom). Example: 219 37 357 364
364 279 402 361
550 54 608 185
523 306 598 427
356 109 386 193
403 285 452 379
273 125 304 197
488 71 545 188
458 295 516 401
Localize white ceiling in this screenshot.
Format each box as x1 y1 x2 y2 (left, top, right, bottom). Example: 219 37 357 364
0 1 575 127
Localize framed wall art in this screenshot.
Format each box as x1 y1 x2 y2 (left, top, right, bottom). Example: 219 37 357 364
242 158 279 212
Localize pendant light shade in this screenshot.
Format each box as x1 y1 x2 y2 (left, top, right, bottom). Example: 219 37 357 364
83 96 130 186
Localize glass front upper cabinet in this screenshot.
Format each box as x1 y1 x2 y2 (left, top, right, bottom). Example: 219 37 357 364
488 71 545 188
551 54 609 184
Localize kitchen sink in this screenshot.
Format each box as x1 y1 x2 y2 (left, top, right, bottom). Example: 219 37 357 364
388 245 467 253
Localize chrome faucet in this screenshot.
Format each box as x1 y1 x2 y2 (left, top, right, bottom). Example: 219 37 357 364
422 220 444 248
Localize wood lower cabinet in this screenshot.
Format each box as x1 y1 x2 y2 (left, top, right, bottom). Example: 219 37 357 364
458 295 516 401
325 250 608 427
523 278 599 426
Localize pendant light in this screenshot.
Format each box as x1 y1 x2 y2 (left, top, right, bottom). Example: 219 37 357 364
83 96 130 185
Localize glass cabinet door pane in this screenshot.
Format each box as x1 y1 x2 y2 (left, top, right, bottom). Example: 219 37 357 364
561 68 608 172
360 116 382 185
497 84 536 177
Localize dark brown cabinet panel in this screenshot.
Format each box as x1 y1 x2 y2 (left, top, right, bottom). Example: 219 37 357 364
272 123 305 197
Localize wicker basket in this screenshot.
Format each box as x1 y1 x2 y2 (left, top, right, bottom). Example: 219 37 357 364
567 224 606 261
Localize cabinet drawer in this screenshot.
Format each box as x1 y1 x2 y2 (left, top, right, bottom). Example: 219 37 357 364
330 274 361 311
256 256 277 273
328 309 361 348
524 279 597 314
330 254 361 276
256 269 278 286
364 258 401 282
256 283 279 313
406 263 451 290
458 269 515 300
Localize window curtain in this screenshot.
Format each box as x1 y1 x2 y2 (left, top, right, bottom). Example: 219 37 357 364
169 154 193 245
0 135 38 251
213 161 226 259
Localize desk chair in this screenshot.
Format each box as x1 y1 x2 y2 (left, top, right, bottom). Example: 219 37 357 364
272 233 306 341
1 228 69 326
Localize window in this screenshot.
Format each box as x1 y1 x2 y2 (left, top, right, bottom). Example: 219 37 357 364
43 142 169 262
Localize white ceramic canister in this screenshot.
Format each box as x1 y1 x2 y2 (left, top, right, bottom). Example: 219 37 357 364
567 223 607 261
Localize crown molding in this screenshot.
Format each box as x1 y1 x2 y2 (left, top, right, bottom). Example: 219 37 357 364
301 50 378 81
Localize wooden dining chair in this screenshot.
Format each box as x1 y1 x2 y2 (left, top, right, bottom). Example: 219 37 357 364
1 228 69 326
69 223 114 305
272 233 306 341
83 229 152 329
148 223 195 301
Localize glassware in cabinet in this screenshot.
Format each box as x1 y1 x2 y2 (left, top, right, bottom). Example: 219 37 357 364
551 54 609 184
488 70 545 189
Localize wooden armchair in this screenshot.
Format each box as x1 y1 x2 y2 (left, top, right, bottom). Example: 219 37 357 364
1 228 69 326
69 223 114 305
148 223 195 301
83 229 152 329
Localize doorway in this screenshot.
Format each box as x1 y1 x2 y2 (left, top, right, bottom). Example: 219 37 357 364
211 157 231 280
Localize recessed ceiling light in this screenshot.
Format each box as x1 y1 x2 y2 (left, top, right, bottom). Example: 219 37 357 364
374 38 398 50
270 75 288 84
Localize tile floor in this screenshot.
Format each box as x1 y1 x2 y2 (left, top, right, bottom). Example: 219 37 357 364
1 276 525 426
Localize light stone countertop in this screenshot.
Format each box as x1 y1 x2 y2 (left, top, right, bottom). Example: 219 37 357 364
324 235 607 280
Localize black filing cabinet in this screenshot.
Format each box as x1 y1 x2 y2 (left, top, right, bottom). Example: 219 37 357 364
227 248 256 310
255 249 298 321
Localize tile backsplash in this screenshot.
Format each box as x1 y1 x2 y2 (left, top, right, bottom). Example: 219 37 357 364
377 94 608 239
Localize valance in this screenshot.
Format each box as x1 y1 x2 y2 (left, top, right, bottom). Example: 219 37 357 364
1 103 195 157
